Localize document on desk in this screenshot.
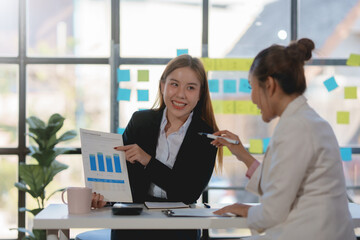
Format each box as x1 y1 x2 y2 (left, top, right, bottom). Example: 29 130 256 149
145 202 189 209
162 208 234 217
80 128 132 202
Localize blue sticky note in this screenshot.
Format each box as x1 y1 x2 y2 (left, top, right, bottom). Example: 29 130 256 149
223 79 237 93
117 88 131 101
177 49 188 56
323 76 338 92
340 148 352 161
239 78 251 93
117 69 130 82
263 138 271 153
209 79 219 93
137 89 149 101
117 128 125 134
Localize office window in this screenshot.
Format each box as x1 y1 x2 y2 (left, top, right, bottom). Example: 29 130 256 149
209 0 290 58
0 65 18 148
299 0 360 58
120 0 202 58
27 64 111 147
0 156 18 239
27 0 111 57
0 0 18 56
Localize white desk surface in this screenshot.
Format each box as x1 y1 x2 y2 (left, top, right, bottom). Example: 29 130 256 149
33 203 360 230
33 204 247 230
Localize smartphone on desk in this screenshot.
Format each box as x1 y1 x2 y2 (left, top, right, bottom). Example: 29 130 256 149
112 203 144 215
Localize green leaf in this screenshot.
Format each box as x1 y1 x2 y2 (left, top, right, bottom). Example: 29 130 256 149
30 208 44 216
46 188 66 201
48 130 77 148
14 228 35 238
43 160 68 188
46 114 65 137
31 149 56 167
19 164 45 198
15 182 29 192
28 128 46 146
26 116 45 129
33 229 46 240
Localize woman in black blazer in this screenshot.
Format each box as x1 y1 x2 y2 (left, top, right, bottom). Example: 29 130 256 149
93 54 222 240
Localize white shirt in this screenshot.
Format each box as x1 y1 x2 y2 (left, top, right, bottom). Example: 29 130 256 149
148 108 193 198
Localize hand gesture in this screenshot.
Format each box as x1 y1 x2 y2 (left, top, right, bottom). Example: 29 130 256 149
213 203 251 217
114 144 151 166
91 192 107 209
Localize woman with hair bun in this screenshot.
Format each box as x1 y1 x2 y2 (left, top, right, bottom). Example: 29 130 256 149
212 39 356 239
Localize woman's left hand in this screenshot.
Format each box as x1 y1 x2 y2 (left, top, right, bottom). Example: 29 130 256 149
213 203 251 217
114 144 151 166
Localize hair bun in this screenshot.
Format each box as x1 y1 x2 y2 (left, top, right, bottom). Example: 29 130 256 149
286 38 315 62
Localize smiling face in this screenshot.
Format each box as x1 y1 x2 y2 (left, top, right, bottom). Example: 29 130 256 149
161 66 201 123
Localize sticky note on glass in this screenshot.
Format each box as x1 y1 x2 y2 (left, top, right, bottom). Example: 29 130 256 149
249 139 263 154
208 79 219 93
223 101 235 114
344 87 357 99
235 101 261 115
346 54 360 66
117 88 131 101
263 138 271 153
201 58 253 71
323 76 338 92
337 111 350 124
138 70 149 82
340 148 352 161
177 49 188 56
137 89 149 101
212 100 223 114
223 147 232 156
117 128 125 134
239 78 251 93
223 79 237 93
117 69 130 82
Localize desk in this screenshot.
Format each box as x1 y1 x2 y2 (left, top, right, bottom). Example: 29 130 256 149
33 203 360 239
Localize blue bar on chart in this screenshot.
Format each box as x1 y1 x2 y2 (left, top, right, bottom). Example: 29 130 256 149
87 177 125 184
89 154 97 171
97 152 105 172
106 155 114 172
114 154 122 173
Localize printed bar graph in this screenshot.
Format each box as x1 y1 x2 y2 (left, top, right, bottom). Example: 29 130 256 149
89 154 97 171
87 177 125 184
97 152 105 171
106 155 114 172
114 154 122 173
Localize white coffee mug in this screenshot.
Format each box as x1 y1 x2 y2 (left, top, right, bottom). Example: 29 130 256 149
61 187 92 214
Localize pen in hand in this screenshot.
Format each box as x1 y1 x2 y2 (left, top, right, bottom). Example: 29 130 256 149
198 132 239 145
203 203 211 208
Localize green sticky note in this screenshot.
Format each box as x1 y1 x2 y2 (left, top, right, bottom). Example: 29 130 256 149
223 101 235 114
249 139 263 154
344 87 357 99
212 100 223 114
138 70 149 82
337 111 350 124
201 58 253 71
346 54 360 66
223 147 232 156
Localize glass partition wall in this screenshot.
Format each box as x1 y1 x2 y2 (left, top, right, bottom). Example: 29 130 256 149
0 0 359 239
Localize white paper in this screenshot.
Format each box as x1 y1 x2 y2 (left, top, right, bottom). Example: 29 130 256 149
145 202 189 209
80 128 132 202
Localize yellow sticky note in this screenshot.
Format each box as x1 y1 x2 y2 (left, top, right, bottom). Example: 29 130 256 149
223 101 235 114
346 54 360 66
212 100 223 114
201 58 253 71
249 139 263 154
344 87 357 99
223 147 232 156
235 101 261 115
337 111 350 124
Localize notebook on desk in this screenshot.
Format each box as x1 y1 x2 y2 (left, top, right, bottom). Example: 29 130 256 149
145 202 189 209
80 128 133 203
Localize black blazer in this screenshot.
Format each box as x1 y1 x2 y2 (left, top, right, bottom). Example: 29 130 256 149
123 109 217 204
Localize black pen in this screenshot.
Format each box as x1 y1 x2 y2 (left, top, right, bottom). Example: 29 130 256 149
203 203 211 208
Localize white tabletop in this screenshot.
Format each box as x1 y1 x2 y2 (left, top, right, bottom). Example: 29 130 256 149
33 203 360 230
33 204 247 230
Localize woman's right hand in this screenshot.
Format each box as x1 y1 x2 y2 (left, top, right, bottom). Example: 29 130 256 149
91 192 107 209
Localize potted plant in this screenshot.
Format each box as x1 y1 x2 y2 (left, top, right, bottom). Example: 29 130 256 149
14 113 77 240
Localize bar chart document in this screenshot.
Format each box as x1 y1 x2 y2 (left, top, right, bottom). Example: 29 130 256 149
80 128 132 202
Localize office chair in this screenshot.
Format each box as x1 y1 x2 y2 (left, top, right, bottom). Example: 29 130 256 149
75 229 111 240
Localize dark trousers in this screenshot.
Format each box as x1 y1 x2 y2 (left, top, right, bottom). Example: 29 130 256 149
111 229 200 240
